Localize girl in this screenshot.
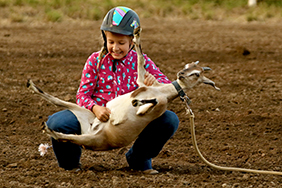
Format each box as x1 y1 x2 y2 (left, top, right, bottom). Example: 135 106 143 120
47 6 179 175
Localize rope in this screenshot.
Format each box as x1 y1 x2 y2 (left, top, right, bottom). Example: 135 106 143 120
184 99 282 176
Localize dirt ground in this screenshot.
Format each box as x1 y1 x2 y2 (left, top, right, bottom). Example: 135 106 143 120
1 18 282 187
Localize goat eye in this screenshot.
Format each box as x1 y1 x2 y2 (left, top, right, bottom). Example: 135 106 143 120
190 73 200 77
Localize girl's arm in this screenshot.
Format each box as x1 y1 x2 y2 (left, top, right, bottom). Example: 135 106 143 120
76 54 99 111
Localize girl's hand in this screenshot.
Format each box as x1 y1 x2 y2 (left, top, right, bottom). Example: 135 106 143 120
144 72 157 86
92 105 111 122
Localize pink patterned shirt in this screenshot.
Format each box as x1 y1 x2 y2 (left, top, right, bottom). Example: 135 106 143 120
76 50 171 110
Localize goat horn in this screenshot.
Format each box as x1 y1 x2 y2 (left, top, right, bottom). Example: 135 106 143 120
194 61 199 65
202 67 212 71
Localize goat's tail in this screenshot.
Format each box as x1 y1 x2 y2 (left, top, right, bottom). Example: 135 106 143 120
38 143 52 156
27 79 78 109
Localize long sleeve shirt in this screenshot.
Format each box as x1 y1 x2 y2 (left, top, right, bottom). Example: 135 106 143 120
76 50 171 110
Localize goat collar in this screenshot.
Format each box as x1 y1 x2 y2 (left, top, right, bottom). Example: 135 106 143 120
172 81 192 105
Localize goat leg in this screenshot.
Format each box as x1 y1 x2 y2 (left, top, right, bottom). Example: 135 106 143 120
27 79 95 134
43 123 111 151
133 27 146 87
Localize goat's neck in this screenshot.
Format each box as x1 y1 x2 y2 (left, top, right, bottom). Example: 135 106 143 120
175 79 190 92
160 79 188 102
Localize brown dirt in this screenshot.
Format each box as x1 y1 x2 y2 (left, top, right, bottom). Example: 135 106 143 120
1 18 282 187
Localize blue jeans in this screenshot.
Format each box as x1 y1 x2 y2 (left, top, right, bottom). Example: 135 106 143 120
46 110 81 170
46 109 179 170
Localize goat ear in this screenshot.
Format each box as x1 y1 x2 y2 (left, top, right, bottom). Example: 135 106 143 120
202 67 212 71
202 76 220 91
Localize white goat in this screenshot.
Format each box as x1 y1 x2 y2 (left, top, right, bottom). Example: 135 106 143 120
27 27 219 151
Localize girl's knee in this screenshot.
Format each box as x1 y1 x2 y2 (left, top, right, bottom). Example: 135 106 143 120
163 110 179 134
46 110 80 134
46 112 63 131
